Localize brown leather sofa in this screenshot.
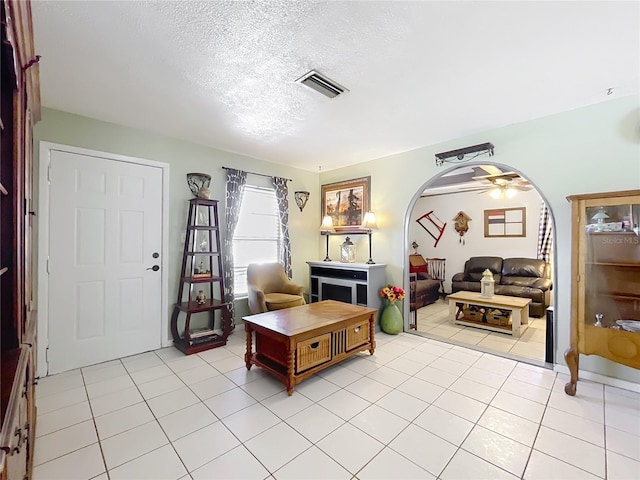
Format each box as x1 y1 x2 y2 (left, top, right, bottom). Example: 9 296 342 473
451 256 552 317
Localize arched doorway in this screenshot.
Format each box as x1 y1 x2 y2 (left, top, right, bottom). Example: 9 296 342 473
403 162 557 366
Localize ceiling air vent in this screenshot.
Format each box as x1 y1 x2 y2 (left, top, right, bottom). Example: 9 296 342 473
296 70 348 98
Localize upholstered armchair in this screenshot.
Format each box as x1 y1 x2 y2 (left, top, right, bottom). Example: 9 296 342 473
246 263 306 314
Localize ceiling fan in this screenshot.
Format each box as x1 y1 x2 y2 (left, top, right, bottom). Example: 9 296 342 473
472 172 532 198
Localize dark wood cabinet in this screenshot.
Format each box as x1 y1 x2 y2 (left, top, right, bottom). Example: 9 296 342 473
0 1 39 478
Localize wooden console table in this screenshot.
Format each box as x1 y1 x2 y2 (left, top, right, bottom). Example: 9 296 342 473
447 291 531 337
243 300 376 395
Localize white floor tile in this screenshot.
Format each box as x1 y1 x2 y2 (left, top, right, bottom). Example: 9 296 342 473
357 446 435 480
533 426 605 478
441 348 482 366
176 363 221 385
190 374 241 400
388 424 457 477
101 421 168 469
146 386 201 418
196 345 236 363
375 389 429 422
273 445 351 479
137 374 185 399
462 425 531 477
210 354 246 373
396 377 445 404
158 402 218 441
500 377 551 405
241 376 286 401
32 443 104 480
33 420 98 466
432 390 487 423
245 422 312 472
94 402 155 439
606 426 640 462
222 403 281 442
294 375 341 402
204 386 257 418
350 404 409 444
429 357 470 376
225 364 269 386
89 386 144 417
318 364 363 387
108 444 187 480
85 375 135 399
36 371 84 399
166 354 208 373
414 365 459 388
36 401 93 437
509 364 556 389
172 422 240 471
129 364 174 385
318 389 371 421
365 365 411 388
490 390 545 423
524 450 600 480
542 406 605 447
154 347 184 363
261 389 314 419
36 386 88 415
461 366 508 389
345 376 393 403
384 356 425 375
191 445 270 480
285 404 345 443
441 449 518 480
316 422 384 475
82 363 127 385
607 450 640 480
449 377 498 404
478 406 539 446
413 405 474 446
473 356 517 376
121 352 163 373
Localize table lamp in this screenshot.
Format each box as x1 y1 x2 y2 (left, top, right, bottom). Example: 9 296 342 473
320 215 335 261
361 211 378 264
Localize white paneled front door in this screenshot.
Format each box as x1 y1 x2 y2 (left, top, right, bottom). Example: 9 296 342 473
47 150 163 374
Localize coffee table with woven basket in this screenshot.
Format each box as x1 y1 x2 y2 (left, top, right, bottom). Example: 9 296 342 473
243 300 377 395
447 291 531 337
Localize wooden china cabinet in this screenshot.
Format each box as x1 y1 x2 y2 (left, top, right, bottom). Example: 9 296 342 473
564 190 640 396
0 1 40 478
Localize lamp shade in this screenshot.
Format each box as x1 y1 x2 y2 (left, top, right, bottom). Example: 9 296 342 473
592 209 609 221
320 215 335 233
361 211 378 230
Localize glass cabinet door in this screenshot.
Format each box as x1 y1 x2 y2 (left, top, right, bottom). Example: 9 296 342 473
581 199 640 348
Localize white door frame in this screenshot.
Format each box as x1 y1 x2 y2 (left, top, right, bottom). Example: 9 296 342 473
37 142 170 377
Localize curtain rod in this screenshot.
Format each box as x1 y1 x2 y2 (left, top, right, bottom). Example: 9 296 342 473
222 166 292 182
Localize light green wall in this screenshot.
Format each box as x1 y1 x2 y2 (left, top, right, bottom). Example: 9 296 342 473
35 96 640 383
33 108 320 324
320 95 640 383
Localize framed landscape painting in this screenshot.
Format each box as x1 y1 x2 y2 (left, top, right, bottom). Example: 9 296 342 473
321 176 371 233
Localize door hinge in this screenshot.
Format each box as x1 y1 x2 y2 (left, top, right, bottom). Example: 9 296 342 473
46 256 50 274
47 164 51 183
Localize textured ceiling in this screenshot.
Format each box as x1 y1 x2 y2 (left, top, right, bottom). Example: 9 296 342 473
32 1 639 172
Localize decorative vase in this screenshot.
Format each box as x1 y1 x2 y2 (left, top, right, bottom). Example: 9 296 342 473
380 302 403 334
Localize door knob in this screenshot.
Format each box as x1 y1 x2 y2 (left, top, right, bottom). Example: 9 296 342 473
147 265 160 271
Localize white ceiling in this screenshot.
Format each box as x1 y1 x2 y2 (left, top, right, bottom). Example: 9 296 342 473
32 1 639 172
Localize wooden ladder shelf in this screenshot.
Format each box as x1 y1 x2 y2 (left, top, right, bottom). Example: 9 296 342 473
170 198 232 354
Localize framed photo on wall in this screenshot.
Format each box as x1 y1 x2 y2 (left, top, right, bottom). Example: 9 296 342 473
484 207 526 237
321 176 371 233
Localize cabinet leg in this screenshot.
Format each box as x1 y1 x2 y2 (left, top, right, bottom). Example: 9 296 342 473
369 316 376 355
286 346 295 395
244 324 253 370
564 346 579 396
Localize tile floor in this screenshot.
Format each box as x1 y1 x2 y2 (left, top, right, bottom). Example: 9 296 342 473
415 300 547 363
34 329 640 480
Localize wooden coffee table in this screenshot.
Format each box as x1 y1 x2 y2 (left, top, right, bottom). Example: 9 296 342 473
243 300 377 395
447 291 531 337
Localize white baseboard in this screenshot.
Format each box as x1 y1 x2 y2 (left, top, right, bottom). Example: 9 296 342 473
554 364 640 393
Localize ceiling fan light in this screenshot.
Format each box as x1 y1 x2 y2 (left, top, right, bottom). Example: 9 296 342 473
506 187 517 198
490 187 502 199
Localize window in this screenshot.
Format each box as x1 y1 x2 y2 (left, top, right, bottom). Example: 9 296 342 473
233 185 281 295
